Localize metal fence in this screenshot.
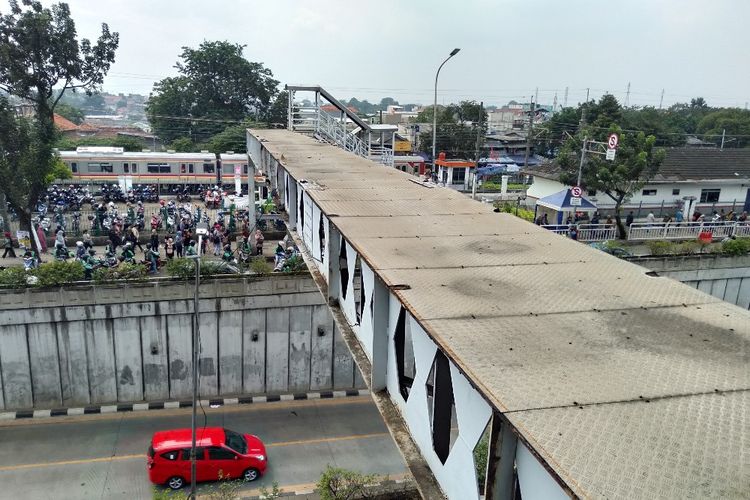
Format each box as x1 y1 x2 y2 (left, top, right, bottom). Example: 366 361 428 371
626 221 742 241
542 224 617 242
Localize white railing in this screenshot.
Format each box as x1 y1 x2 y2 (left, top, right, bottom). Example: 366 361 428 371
370 146 394 167
542 224 616 242
734 223 750 237
315 109 370 159
626 221 741 241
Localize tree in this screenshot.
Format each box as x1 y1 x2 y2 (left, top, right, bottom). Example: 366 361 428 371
170 137 195 152
697 108 750 148
55 103 85 124
379 97 399 109
147 41 279 143
557 123 665 238
0 0 118 254
266 90 288 126
415 101 487 159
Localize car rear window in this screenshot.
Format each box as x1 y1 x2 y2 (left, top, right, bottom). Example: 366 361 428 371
148 445 155 458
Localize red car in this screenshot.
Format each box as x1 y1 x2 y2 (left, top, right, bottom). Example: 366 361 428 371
147 427 267 490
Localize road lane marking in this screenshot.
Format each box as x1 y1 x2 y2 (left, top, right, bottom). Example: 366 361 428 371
0 432 391 472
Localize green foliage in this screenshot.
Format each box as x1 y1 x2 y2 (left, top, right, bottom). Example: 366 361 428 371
151 487 188 500
55 135 145 152
258 482 283 499
170 137 195 152
147 40 279 143
493 202 535 222
206 123 265 154
55 103 85 125
697 108 750 147
416 101 488 159
0 266 29 288
44 157 73 184
92 262 148 283
282 254 306 273
677 240 700 255
721 237 750 256
249 257 272 275
267 91 289 126
646 240 674 256
0 1 118 254
204 471 241 499
165 257 196 279
474 428 490 491
556 95 665 239
481 181 525 191
33 260 84 287
166 257 235 279
316 465 378 500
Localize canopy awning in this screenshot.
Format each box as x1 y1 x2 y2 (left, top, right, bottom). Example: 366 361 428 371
536 188 597 211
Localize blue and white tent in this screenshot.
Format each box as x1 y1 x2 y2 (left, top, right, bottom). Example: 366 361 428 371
535 188 597 224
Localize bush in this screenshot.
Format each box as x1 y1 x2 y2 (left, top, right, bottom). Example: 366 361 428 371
166 257 236 279
165 258 195 280
92 263 148 283
249 257 272 275
492 202 535 222
646 240 674 256
721 237 750 256
0 266 30 288
316 466 377 500
33 261 84 287
283 254 307 272
677 240 700 255
474 429 490 492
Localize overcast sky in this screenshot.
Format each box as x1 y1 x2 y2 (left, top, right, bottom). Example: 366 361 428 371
20 0 750 108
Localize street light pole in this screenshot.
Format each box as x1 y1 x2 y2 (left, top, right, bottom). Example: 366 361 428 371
432 48 461 173
189 225 207 499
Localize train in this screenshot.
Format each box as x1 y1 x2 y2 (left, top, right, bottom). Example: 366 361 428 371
57 147 262 192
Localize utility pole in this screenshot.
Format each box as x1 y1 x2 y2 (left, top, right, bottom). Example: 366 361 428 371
523 95 535 172
577 136 587 187
624 82 631 107
552 93 558 113
720 129 726 150
659 89 665 110
472 101 483 200
563 86 569 108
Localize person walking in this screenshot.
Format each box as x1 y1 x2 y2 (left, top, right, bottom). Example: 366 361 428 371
165 237 175 260
254 228 265 255
175 231 184 258
149 229 159 253
2 231 16 259
82 230 93 250
212 227 222 256
36 224 47 253
129 225 144 253
146 243 159 274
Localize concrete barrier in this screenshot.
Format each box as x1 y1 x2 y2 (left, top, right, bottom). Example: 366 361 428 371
0 275 363 410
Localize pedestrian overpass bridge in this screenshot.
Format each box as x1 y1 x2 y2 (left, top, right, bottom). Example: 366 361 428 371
247 128 749 499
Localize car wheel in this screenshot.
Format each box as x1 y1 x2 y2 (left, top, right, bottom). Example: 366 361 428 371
167 476 185 490
243 468 260 482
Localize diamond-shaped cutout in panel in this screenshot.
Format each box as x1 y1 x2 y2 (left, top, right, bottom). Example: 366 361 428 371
394 306 415 401
339 241 349 300
472 419 491 496
426 350 457 464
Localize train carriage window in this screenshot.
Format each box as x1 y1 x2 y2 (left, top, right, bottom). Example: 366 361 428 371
87 162 113 173
71 162 77 173
203 162 215 173
188 164 194 173
180 163 186 174
123 163 129 173
147 163 171 173
243 164 248 174
132 163 137 173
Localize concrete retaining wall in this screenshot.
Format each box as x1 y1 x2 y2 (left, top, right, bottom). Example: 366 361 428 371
629 254 750 309
0 275 364 411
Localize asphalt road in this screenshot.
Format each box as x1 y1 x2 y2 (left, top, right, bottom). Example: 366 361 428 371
0 396 407 499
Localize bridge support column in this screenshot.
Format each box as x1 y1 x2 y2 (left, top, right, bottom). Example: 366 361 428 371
370 276 389 391
327 224 342 304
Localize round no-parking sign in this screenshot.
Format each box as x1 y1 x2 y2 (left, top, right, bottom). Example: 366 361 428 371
608 133 619 149
571 186 582 197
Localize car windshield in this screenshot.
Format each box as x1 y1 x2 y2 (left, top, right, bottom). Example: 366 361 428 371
224 428 247 454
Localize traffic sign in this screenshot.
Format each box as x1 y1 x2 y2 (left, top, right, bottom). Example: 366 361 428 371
570 197 582 206
608 133 619 149
571 186 582 197
606 148 616 161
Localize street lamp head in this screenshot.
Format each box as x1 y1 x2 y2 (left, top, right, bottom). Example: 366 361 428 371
450 48 461 57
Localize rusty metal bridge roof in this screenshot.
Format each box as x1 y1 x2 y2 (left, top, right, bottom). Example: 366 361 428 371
250 129 750 499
